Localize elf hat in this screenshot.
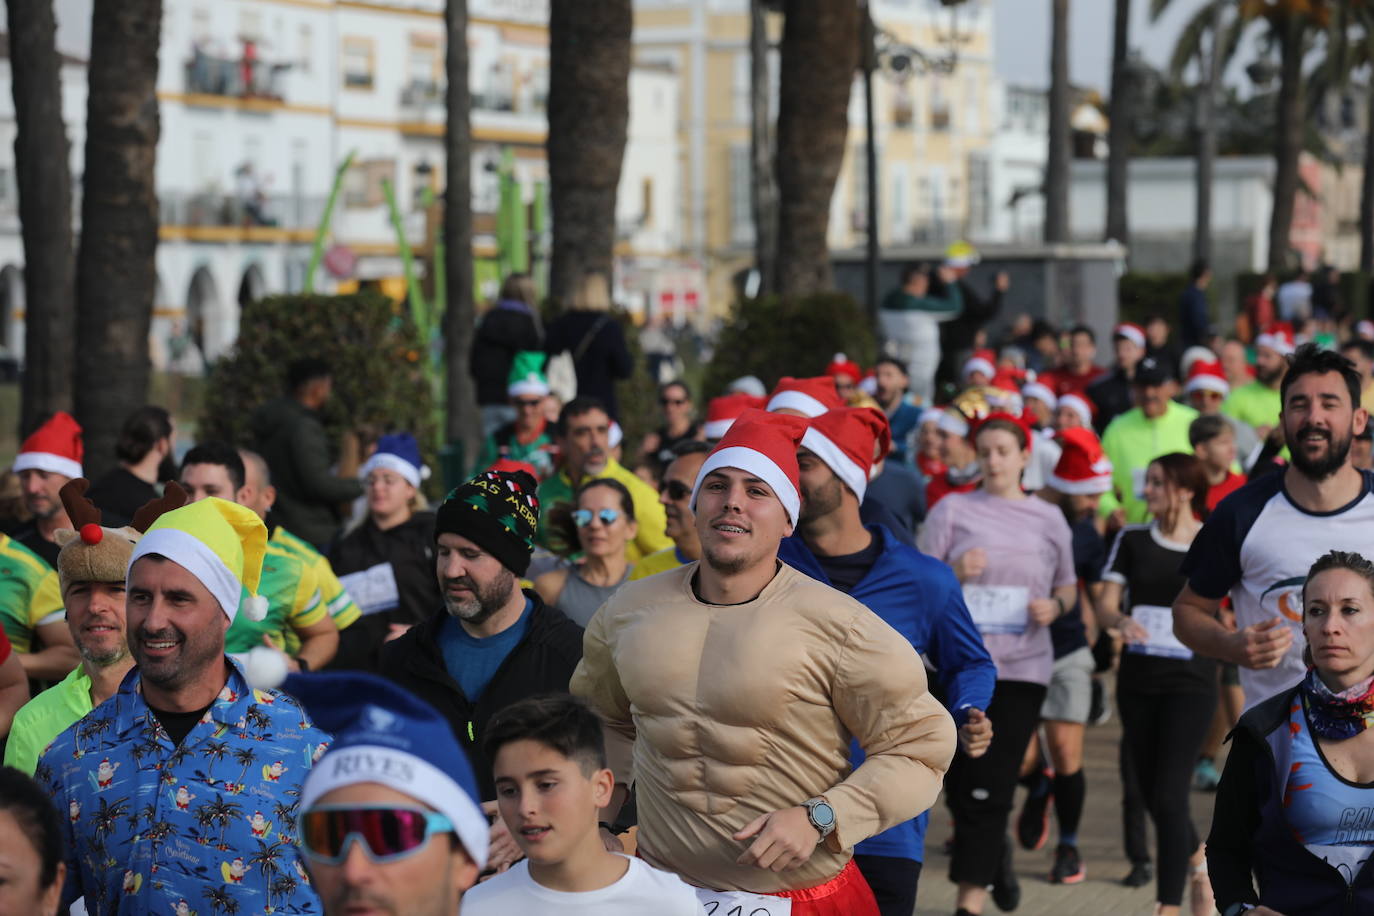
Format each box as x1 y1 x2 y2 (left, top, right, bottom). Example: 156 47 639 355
361 433 430 489
962 350 997 384
801 407 891 502
1255 322 1296 356
127 497 270 622
1048 427 1114 495
1057 392 1095 427
507 351 550 399
55 479 188 594
691 408 808 525
1185 360 1230 398
704 392 766 440
286 672 489 870
1113 323 1146 348
14 411 84 480
1022 380 1057 408
825 353 862 383
766 376 844 418
1180 345 1217 378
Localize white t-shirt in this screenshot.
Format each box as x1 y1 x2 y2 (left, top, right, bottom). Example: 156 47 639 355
464 855 705 915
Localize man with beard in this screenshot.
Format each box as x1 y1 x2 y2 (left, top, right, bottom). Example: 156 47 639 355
630 440 710 580
12 411 84 568
36 496 329 914
379 468 583 873
572 409 955 915
1174 344 1374 710
1223 325 1293 440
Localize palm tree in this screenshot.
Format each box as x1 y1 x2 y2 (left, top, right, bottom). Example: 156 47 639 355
773 0 860 295
231 746 258 792
5 0 75 435
443 0 480 464
203 886 233 915
210 797 245 847
1105 0 1133 248
1045 0 1072 243
546 0 633 303
73 0 163 479
249 840 285 910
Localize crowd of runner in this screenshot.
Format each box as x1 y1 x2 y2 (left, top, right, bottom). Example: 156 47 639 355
0 258 1372 915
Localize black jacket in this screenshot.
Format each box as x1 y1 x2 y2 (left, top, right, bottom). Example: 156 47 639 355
1086 367 1134 434
250 397 363 549
545 310 633 418
378 591 584 800
472 302 542 406
935 277 1002 389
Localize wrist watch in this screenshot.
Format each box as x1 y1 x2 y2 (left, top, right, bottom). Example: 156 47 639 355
801 797 836 843
1220 904 1254 916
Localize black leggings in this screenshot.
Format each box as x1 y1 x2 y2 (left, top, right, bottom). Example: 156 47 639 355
945 679 1047 886
1117 689 1217 906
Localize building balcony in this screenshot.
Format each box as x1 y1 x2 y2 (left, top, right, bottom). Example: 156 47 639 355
159 191 325 243
182 46 292 107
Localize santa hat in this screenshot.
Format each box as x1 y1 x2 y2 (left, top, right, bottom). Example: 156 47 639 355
1022 380 1057 408
691 408 807 525
705 392 766 440
727 375 768 399
962 350 997 383
766 376 843 418
991 366 1026 393
858 370 878 397
1057 392 1095 428
825 353 862 383
128 497 270 622
1184 360 1230 398
1357 320 1374 342
54 479 187 594
1048 427 1114 495
936 407 972 439
506 350 550 398
14 411 84 480
801 407 891 502
608 421 624 449
284 672 489 870
1113 323 1146 348
972 411 1033 454
1180 346 1216 378
361 433 429 489
1255 322 1296 356
486 458 539 478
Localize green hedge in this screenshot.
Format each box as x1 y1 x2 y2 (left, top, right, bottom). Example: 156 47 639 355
1117 272 1191 329
702 292 877 400
199 292 440 497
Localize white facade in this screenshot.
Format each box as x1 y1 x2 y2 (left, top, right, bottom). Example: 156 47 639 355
969 83 1048 244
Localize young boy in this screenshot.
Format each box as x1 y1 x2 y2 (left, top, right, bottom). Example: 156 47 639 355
1190 415 1245 511
465 694 704 914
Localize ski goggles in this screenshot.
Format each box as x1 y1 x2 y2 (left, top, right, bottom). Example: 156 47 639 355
298 805 454 864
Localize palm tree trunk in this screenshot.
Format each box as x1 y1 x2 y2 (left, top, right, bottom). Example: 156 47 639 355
7 0 75 436
750 0 778 298
1105 0 1131 248
546 0 633 303
444 0 479 457
1361 75 1374 273
1045 0 1072 243
1268 11 1305 272
74 0 162 480
1194 0 1224 265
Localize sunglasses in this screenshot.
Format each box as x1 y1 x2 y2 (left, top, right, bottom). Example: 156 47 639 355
299 805 454 865
514 398 543 409
660 480 692 501
573 508 620 528
660 397 688 407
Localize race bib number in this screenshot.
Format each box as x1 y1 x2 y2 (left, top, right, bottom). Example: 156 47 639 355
338 563 400 616
963 585 1030 635
1126 604 1193 660
1131 466 1147 500
695 889 792 916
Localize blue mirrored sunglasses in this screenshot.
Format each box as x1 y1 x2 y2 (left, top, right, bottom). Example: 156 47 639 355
572 508 620 528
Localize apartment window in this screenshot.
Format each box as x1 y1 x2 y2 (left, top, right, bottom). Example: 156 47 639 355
733 52 750 124
239 10 263 42
889 165 908 243
729 146 754 246
342 37 375 90
641 177 654 224
192 6 211 41
298 24 313 74
931 78 951 132
964 74 980 135
851 146 868 233
969 154 991 234
343 158 396 208
408 34 442 89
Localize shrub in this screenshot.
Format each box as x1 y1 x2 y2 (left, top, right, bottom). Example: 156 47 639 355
701 292 877 400
198 292 439 495
1117 272 1191 329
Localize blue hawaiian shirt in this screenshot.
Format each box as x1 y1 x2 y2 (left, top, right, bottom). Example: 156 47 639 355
36 659 331 916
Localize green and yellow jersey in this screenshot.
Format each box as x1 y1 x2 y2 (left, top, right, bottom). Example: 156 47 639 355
225 540 326 654
0 534 64 653
271 526 361 633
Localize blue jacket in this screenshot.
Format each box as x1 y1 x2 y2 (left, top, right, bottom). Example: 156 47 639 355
1179 284 1211 346
779 525 997 862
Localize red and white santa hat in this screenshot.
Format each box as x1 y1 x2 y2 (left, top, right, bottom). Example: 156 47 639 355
691 408 808 525
858 369 878 396
1184 360 1230 398
766 376 844 418
14 411 84 479
704 392 766 440
1113 323 1146 348
1057 392 1095 428
801 407 891 503
962 349 997 383
825 353 862 383
1022 379 1057 408
1255 322 1296 356
1048 427 1113 495
1180 346 1216 379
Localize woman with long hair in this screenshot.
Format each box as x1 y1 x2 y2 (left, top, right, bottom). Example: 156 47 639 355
920 415 1077 916
535 478 637 627
1096 452 1215 916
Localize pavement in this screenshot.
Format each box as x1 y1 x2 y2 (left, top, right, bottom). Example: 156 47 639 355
915 697 1224 916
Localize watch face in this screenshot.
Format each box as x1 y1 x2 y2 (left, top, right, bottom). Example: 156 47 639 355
812 802 835 828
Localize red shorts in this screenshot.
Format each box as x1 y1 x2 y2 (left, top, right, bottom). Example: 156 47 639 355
767 860 879 916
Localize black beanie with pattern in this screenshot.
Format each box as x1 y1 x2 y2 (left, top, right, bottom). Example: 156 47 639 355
434 469 540 575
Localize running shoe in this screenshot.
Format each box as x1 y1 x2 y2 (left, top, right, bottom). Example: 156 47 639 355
991 838 1021 912
1194 758 1221 791
1048 843 1086 884
1015 769 1053 851
1121 860 1153 888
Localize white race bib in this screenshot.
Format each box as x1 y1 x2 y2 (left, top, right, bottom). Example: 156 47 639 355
1126 604 1194 660
963 585 1031 635
1131 466 1147 500
695 889 792 916
338 563 401 616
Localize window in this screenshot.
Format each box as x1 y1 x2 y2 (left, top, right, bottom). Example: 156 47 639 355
343 158 395 209
850 146 868 232
889 164 908 243
641 177 654 224
964 74 980 135
408 34 442 91
931 77 951 131
729 145 754 246
733 52 750 124
342 37 375 90
969 154 991 233
239 10 263 42
298 24 313 74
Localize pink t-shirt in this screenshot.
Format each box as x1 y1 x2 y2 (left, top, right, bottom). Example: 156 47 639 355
918 489 1076 685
